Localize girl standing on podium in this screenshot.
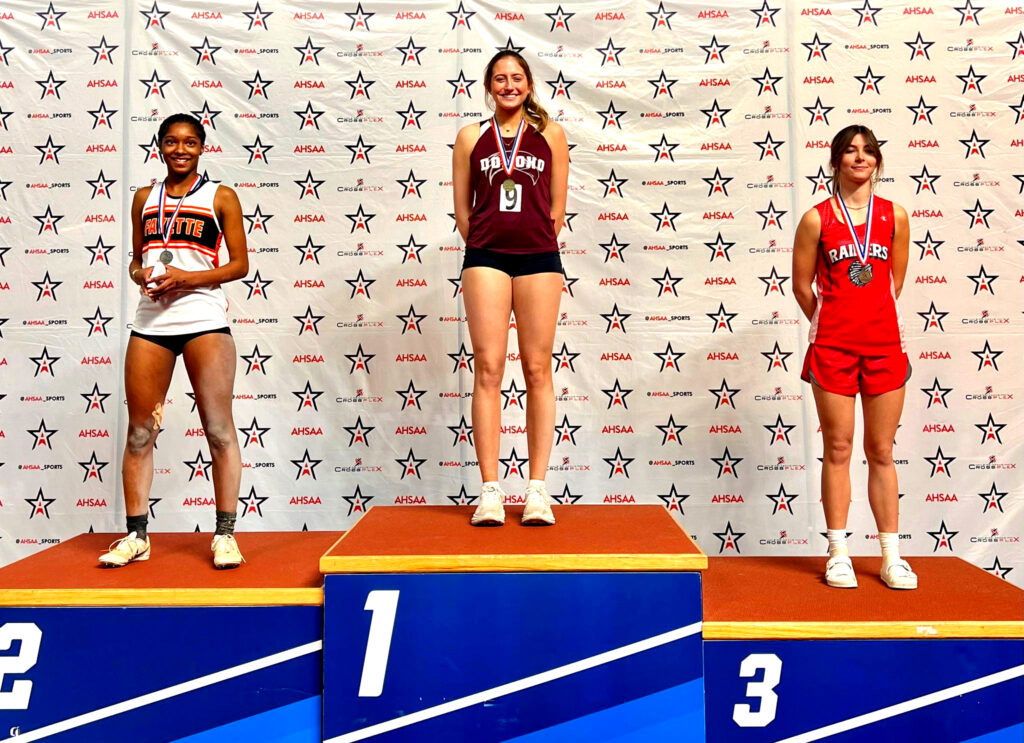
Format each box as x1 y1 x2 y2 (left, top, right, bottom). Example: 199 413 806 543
100 114 249 569
792 125 917 590
452 51 570 526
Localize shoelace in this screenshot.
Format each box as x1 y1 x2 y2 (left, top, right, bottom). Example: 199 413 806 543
106 534 140 554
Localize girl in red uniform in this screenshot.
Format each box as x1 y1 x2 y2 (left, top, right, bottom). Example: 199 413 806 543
792 125 916 589
100 114 249 568
452 51 569 526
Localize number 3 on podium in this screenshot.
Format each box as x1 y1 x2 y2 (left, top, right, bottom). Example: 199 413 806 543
0 623 42 710
358 590 400 697
732 653 782 727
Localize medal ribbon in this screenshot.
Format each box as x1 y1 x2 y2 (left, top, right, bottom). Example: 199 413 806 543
491 117 526 180
158 173 202 251
836 191 873 266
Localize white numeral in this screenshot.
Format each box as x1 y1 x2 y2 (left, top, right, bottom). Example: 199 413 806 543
732 653 782 727
0 623 42 710
358 590 399 697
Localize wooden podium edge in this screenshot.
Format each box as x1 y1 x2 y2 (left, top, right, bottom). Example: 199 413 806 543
320 552 708 573
702 620 1024 640
0 587 324 607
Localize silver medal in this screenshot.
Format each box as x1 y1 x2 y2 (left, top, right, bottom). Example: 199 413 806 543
159 250 173 265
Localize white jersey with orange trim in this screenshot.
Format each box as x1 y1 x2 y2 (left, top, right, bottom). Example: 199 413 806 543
133 178 229 334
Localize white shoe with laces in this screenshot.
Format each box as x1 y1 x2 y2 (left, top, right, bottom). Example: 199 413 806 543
825 554 857 588
522 483 555 526
98 532 150 567
881 558 918 590
211 534 245 569
470 484 505 526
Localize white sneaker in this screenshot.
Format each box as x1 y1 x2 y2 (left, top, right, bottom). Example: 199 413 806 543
825 554 857 588
211 534 244 569
470 484 505 526
522 483 555 526
98 532 150 567
881 559 918 590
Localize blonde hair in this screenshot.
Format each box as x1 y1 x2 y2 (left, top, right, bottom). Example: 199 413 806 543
483 51 549 132
829 124 883 194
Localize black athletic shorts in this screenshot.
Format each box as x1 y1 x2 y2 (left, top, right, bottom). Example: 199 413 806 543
130 327 231 356
461 248 562 278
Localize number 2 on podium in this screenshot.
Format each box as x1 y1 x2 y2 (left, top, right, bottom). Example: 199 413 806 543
0 623 42 710
732 653 782 727
358 590 400 697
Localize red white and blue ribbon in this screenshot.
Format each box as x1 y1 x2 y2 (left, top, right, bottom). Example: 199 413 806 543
836 191 873 265
491 116 526 180
158 173 202 249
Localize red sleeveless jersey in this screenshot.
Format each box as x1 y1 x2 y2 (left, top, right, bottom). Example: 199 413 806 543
465 120 558 254
808 196 905 354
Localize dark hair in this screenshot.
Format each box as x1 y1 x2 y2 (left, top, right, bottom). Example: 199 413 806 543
483 51 549 132
829 124 882 193
158 113 206 145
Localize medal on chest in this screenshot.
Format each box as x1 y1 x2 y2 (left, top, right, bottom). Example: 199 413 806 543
836 192 874 287
157 174 203 265
492 117 526 213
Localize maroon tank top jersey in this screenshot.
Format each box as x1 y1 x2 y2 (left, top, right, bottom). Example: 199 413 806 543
808 196 906 354
465 119 558 254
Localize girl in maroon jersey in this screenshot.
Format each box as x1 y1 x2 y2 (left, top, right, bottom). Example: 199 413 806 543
452 51 569 526
100 114 249 569
793 125 916 590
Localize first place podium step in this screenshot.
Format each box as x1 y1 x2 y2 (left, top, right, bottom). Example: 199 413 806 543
319 505 707 743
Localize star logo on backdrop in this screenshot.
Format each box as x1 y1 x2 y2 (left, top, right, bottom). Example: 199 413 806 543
709 379 740 409
294 306 324 335
907 96 937 125
700 36 728 64
447 70 475 98
239 487 268 517
701 99 730 128
448 486 478 507
295 170 325 200
967 265 997 294
658 485 688 512
345 204 375 232
139 1 169 28
924 447 955 478
32 270 62 300
292 380 324 410
242 70 272 99
712 448 743 479
35 202 66 231
87 170 116 199
655 343 684 373
396 170 426 198
602 379 633 409
647 1 674 29
242 205 273 234
83 307 113 336
36 70 66 99
750 0 780 27
0 37 11 65
89 35 118 64
596 101 626 130
598 170 628 199
183 451 213 481
500 448 528 479
552 484 583 505
396 380 426 411
344 71 375 100
985 558 1012 580
595 37 625 66
905 32 934 61
346 2 373 30
766 485 798 515
396 235 426 263
500 380 527 410
447 416 473 446
756 201 786 230
345 269 374 299
552 342 579 373
954 0 982 25
34 135 64 165
959 129 989 158
243 135 272 165
294 101 324 130
649 134 678 162
914 231 943 260
854 66 884 95
753 132 784 160
706 232 735 262
652 268 682 297
963 199 993 229
1008 31 1024 60
975 413 1006 445
910 167 942 199
764 414 796 445
447 343 473 373
0 178 9 200
238 417 270 448
291 449 322 480
296 36 324 66
26 489 56 519
240 345 271 375
396 37 425 65
801 32 831 61
396 101 425 129
651 203 680 231
36 2 66 30
927 521 958 551
30 347 60 376
345 135 375 164
344 487 374 516
561 267 578 295
495 37 524 54
244 2 273 30
344 416 375 446
917 301 948 332
345 344 375 374
752 67 782 95
27 419 57 450
139 135 162 163
920 378 952 408
0 106 15 129
554 414 581 445
546 4 574 31
648 70 677 98
806 166 831 196
803 96 833 127
971 340 1002 371
852 0 881 25
600 304 630 333
241 270 272 300
546 71 575 99
191 101 221 130
714 522 744 553
81 383 111 414
78 452 109 483
707 303 737 333
396 305 427 334
656 415 686 446
956 65 986 94
703 167 732 196
191 36 220 65
603 447 634 478
600 234 629 263
978 483 1007 514
140 69 171 98
447 1 475 29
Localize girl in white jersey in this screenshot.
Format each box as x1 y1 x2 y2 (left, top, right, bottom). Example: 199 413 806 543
100 114 249 569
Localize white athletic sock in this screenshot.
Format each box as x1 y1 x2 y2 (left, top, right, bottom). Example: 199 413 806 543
527 479 545 491
827 528 849 558
482 480 500 493
878 532 900 568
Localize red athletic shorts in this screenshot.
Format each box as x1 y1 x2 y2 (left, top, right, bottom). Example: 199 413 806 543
801 344 910 396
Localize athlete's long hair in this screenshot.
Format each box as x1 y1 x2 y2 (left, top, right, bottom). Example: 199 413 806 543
483 51 549 132
829 124 882 194
158 113 206 145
